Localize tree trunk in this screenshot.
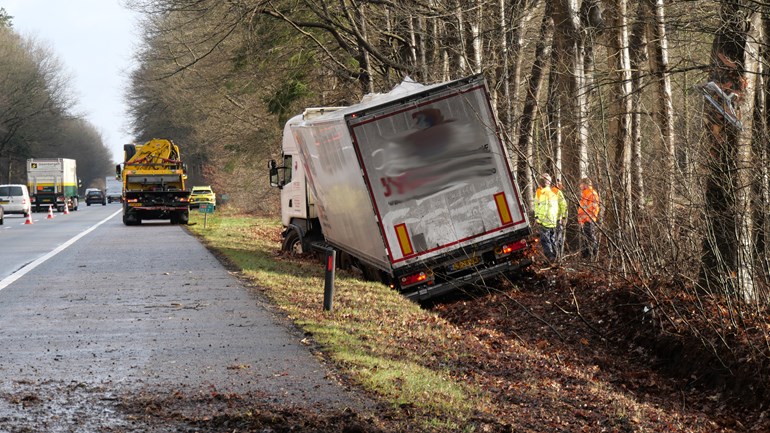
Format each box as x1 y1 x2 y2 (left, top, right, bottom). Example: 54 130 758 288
646 0 675 221
506 1 536 174
761 13 770 279
499 0 512 168
604 0 633 234
628 2 647 212
517 0 553 204
551 0 582 248
700 1 758 301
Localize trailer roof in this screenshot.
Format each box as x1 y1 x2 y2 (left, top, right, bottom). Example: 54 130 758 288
305 75 481 123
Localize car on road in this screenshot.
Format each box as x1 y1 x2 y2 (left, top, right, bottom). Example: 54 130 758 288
0 184 31 217
85 189 107 206
189 186 215 209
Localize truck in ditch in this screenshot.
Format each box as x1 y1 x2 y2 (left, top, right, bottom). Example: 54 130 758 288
117 138 190 225
269 74 531 300
26 158 80 212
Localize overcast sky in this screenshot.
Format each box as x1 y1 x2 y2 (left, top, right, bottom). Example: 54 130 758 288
3 0 142 163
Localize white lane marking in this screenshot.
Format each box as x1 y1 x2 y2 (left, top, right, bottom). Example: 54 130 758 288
0 209 122 291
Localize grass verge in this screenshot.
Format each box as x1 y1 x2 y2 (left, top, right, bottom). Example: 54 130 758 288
186 211 488 430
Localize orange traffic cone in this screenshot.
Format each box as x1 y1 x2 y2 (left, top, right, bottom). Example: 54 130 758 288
47 206 55 219
25 212 33 225
63 203 70 215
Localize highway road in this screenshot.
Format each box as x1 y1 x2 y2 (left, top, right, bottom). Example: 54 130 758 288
0 204 120 283
0 203 370 431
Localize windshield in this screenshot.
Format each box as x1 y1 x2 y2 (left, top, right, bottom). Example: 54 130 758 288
192 189 211 194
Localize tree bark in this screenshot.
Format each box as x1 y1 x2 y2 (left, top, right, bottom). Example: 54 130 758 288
628 2 647 212
517 0 553 205
604 0 633 233
646 0 675 220
700 1 758 301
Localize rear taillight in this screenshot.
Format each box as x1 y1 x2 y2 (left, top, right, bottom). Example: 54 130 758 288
126 198 138 203
495 239 527 257
399 270 434 288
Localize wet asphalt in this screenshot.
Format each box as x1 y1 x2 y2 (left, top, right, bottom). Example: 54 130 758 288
0 208 371 431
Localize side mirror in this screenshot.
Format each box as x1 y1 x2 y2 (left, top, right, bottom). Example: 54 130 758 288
269 166 283 189
269 159 277 169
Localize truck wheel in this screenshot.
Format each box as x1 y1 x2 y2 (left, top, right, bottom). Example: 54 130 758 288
282 230 303 255
180 211 189 225
123 211 141 225
337 251 353 270
87 203 91 206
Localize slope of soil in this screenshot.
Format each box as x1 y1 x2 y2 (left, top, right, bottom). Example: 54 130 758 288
429 263 770 432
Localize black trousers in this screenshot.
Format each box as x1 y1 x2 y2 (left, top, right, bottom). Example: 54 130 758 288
581 222 598 258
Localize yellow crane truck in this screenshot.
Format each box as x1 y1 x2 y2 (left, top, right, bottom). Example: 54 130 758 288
116 138 190 225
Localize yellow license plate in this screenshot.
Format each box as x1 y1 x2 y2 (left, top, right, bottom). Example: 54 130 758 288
449 256 481 272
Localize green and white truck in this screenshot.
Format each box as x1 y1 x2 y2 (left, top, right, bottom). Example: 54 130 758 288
27 158 80 212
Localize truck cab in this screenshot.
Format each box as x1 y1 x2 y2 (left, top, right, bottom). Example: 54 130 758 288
269 108 342 253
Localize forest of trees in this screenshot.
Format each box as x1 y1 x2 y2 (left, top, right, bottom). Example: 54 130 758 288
123 1 769 287
0 9 114 190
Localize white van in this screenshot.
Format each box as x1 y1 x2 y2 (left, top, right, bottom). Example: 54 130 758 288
0 184 32 217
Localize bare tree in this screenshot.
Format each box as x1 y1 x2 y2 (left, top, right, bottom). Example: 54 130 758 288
699 1 760 301
517 0 553 205
646 0 676 221
0 28 77 183
603 0 633 234
628 2 647 212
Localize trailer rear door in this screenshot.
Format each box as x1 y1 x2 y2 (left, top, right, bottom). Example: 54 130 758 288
348 78 528 268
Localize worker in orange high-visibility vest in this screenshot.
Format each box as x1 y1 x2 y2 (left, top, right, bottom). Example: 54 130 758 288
577 177 601 259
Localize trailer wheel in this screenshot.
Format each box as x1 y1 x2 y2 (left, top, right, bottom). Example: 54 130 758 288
282 229 304 255
361 264 382 282
337 251 353 270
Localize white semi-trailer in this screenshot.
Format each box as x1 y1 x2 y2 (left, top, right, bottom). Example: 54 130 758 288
269 74 532 300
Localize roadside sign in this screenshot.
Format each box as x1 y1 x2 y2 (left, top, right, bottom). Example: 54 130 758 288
199 203 214 213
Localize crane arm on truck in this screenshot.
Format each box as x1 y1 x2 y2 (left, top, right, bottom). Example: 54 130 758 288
126 139 181 165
